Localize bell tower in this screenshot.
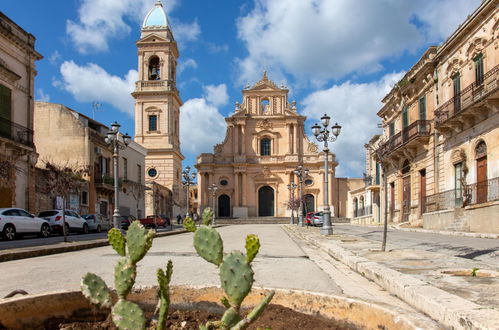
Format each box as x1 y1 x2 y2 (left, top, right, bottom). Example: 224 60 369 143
132 0 183 206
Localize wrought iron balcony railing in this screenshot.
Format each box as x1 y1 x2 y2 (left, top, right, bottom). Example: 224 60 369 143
435 65 499 126
0 116 34 148
381 120 431 156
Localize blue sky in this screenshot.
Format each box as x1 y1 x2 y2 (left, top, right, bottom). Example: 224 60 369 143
2 0 481 177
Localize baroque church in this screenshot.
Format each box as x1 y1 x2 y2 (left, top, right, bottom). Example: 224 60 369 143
132 1 183 216
196 73 338 218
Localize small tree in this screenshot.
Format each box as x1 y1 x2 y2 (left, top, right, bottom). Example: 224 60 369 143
123 180 145 218
44 162 88 242
286 197 301 225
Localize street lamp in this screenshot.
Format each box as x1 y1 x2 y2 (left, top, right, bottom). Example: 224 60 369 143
182 166 196 218
311 114 341 235
105 122 132 229
287 183 297 224
207 183 218 225
293 165 309 227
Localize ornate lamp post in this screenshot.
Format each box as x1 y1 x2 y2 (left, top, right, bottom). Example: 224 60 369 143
207 183 218 225
287 183 297 224
293 165 309 227
105 122 132 229
311 114 341 235
182 166 196 217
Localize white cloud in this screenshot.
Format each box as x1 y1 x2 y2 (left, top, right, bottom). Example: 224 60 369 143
58 61 137 116
48 51 61 66
236 0 481 85
66 0 180 53
203 84 228 107
177 58 198 75
302 72 405 177
171 18 201 44
180 98 226 155
36 89 50 102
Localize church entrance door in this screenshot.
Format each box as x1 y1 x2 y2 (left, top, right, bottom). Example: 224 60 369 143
218 194 230 217
258 186 274 216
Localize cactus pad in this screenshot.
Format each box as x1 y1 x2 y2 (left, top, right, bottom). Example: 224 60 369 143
112 299 146 330
221 307 241 328
157 260 173 330
202 207 213 226
81 272 112 308
219 251 254 306
114 257 136 298
194 226 223 266
126 221 155 263
245 234 260 264
108 228 126 256
183 216 196 232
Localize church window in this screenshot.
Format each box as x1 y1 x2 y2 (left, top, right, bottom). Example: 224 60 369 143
148 56 160 80
260 99 270 114
148 168 157 178
260 138 271 156
220 179 228 186
304 179 313 186
148 115 157 131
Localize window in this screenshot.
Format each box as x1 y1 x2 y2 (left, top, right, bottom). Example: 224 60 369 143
260 99 270 113
260 138 271 156
402 105 409 128
375 162 380 185
304 179 313 186
148 168 157 178
454 162 463 206
419 96 426 120
81 191 88 205
148 56 160 80
122 158 128 180
474 53 484 85
389 122 395 137
0 84 11 120
148 115 157 131
137 165 142 184
453 73 461 113
220 179 228 186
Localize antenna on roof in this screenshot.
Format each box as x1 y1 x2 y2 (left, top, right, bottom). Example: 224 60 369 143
92 101 103 119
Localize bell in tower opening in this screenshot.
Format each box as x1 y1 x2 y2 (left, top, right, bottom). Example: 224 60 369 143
149 56 160 80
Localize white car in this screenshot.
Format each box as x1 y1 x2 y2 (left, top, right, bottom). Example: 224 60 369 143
37 209 89 235
0 208 51 240
82 214 111 232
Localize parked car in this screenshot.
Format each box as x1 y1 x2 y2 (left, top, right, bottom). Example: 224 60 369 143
159 215 171 226
0 208 51 240
311 212 324 226
120 215 137 230
82 214 110 232
306 212 314 226
37 210 89 235
139 215 167 229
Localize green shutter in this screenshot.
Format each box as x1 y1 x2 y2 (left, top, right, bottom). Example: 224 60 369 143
419 96 426 120
389 122 395 137
0 84 11 120
402 106 408 128
474 53 484 85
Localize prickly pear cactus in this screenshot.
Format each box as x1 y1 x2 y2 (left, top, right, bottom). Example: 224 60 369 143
126 221 155 263
183 216 197 232
81 272 112 308
245 234 260 264
112 299 146 330
194 226 223 266
108 228 126 256
114 257 136 298
157 260 173 330
220 251 254 306
202 207 214 226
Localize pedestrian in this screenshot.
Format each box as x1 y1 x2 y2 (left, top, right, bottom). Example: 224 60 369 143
176 214 182 225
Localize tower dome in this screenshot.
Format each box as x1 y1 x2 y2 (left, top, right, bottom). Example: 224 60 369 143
143 0 170 29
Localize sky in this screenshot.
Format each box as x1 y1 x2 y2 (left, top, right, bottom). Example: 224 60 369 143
2 0 482 177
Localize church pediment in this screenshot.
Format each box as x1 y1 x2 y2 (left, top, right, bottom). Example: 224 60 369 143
137 33 169 44
252 166 282 182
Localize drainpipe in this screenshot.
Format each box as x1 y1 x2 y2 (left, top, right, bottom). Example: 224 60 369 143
433 67 440 194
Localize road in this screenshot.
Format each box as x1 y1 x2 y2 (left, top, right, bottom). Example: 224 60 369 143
333 224 499 266
0 225 183 250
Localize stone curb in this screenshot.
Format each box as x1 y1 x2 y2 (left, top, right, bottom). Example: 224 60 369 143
283 225 499 330
0 226 224 263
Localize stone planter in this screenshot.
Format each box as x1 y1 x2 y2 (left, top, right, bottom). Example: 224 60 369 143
0 286 434 329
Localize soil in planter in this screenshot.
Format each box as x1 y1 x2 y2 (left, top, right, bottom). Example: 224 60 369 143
46 304 359 330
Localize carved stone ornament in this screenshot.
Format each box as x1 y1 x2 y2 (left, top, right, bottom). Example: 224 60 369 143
214 144 223 154
262 166 271 177
308 142 318 153
257 119 273 130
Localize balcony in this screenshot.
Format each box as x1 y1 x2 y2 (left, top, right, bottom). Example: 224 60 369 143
94 174 118 195
134 80 176 93
435 65 499 133
381 120 431 158
0 116 34 148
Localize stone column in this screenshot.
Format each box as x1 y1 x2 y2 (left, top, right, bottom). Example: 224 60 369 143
288 124 293 154
233 125 239 155
294 123 299 155
241 125 246 155
242 172 247 206
234 172 240 207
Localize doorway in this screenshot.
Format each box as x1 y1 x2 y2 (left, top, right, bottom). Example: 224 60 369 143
476 156 487 204
258 186 274 216
419 169 426 215
304 194 315 215
218 194 230 217
402 176 411 221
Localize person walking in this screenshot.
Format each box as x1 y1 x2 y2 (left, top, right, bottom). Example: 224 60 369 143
176 214 182 225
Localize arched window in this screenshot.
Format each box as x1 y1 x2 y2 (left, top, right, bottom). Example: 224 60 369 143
148 56 160 80
260 138 271 156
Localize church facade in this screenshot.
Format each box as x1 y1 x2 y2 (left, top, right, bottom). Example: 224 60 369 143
132 1 184 216
196 73 337 218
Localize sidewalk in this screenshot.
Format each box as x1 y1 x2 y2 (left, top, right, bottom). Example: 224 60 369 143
283 224 499 330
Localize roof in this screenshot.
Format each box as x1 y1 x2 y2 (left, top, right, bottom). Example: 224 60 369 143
142 0 170 29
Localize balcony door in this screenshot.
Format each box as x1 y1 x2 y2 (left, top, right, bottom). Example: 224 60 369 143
419 169 426 215
453 73 461 114
402 176 411 222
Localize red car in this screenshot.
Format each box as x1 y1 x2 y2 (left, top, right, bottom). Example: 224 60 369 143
139 215 167 229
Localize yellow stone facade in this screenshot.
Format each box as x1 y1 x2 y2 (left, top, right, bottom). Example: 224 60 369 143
196 73 337 218
132 1 184 216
